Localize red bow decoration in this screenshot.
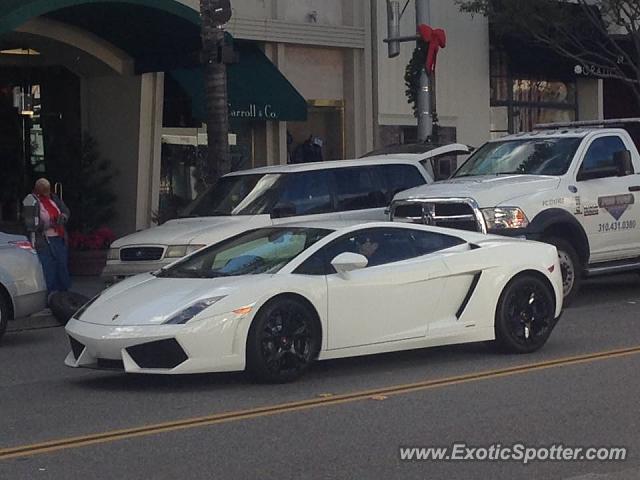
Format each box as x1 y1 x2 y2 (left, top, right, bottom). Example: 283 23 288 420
418 24 446 74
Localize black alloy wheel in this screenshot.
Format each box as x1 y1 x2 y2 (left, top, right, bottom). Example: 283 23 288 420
494 274 557 354
246 297 320 383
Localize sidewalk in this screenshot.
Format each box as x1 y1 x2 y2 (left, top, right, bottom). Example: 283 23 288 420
8 276 107 332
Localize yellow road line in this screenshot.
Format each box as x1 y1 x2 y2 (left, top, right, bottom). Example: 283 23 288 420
2 345 640 461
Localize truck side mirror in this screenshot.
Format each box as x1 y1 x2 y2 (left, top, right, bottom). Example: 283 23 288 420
614 150 633 176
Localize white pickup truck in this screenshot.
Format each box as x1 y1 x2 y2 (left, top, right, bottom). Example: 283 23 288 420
390 119 640 303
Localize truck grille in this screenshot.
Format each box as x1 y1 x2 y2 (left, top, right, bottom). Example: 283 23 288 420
120 247 164 262
392 200 484 233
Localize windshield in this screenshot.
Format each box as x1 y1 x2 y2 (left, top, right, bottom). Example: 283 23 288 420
157 227 331 278
454 138 582 177
184 173 283 217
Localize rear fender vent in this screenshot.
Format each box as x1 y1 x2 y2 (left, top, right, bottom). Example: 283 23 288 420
455 272 482 319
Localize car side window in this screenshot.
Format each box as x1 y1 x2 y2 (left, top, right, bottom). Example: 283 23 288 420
375 164 427 201
275 171 333 217
294 228 467 276
579 136 628 175
334 167 387 211
293 249 329 275
409 230 465 256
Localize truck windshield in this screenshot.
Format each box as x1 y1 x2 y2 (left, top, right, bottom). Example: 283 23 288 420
184 173 283 217
454 138 582 177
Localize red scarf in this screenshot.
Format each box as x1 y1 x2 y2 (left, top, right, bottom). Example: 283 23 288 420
37 194 65 237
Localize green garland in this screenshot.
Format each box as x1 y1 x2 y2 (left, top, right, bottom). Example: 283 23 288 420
404 39 428 117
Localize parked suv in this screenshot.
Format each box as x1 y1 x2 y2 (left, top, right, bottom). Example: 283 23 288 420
103 157 433 282
390 119 640 303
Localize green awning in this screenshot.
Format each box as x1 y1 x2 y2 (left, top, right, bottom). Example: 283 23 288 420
171 43 308 122
0 1 307 121
0 0 200 35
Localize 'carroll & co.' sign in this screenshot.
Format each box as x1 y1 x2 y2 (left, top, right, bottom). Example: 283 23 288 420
229 103 280 120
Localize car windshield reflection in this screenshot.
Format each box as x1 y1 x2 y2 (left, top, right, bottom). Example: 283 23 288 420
454 138 582 177
157 227 332 279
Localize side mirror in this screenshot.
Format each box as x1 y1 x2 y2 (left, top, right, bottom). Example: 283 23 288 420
330 252 368 275
614 150 633 176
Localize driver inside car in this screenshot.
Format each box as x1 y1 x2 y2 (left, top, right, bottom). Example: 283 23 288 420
356 236 381 265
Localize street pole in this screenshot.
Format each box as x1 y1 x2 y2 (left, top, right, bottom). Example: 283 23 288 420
416 0 432 142
200 0 232 184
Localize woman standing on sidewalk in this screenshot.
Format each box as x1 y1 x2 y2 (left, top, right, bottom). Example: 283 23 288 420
27 178 72 298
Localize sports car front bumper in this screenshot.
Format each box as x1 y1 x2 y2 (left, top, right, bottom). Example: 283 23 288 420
65 313 248 374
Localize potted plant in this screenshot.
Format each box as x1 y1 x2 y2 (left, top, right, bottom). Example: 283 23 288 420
56 134 117 276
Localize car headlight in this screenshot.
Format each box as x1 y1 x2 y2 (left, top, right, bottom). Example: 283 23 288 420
107 248 120 261
164 244 206 259
164 296 227 325
482 207 529 230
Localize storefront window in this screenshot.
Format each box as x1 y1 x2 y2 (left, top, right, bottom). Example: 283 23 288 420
158 125 258 223
490 48 577 137
160 73 258 223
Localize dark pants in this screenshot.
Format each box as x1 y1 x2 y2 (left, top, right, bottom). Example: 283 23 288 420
37 237 71 294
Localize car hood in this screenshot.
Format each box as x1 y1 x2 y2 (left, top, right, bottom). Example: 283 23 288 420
79 273 273 326
394 175 561 207
111 215 272 248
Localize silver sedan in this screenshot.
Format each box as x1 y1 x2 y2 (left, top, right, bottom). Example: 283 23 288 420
0 232 47 341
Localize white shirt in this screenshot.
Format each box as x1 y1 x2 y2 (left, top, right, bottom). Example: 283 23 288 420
39 200 61 237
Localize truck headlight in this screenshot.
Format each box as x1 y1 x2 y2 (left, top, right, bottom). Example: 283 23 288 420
165 244 206 259
482 207 529 230
107 248 120 261
164 296 227 324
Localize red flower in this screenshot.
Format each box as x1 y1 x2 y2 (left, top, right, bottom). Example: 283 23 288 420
69 227 116 251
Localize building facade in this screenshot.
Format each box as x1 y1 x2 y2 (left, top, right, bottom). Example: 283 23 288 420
0 0 374 236
371 0 604 151
0 0 609 238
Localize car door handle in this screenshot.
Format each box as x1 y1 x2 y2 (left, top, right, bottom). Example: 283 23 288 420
629 186 640 192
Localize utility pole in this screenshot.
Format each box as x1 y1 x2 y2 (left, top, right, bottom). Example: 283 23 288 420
415 0 432 142
199 0 232 184
385 0 441 143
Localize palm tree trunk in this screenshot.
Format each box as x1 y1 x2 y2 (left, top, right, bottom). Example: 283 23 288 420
200 0 231 184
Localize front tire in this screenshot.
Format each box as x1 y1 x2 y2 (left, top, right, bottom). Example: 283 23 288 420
0 289 12 343
49 292 90 325
494 274 556 354
246 297 320 383
543 236 581 306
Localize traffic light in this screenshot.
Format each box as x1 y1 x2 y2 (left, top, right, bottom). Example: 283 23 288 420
202 0 232 26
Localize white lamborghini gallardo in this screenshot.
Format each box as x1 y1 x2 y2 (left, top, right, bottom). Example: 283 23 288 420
65 221 563 382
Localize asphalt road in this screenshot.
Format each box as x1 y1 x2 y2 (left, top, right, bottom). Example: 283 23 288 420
1 274 640 480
